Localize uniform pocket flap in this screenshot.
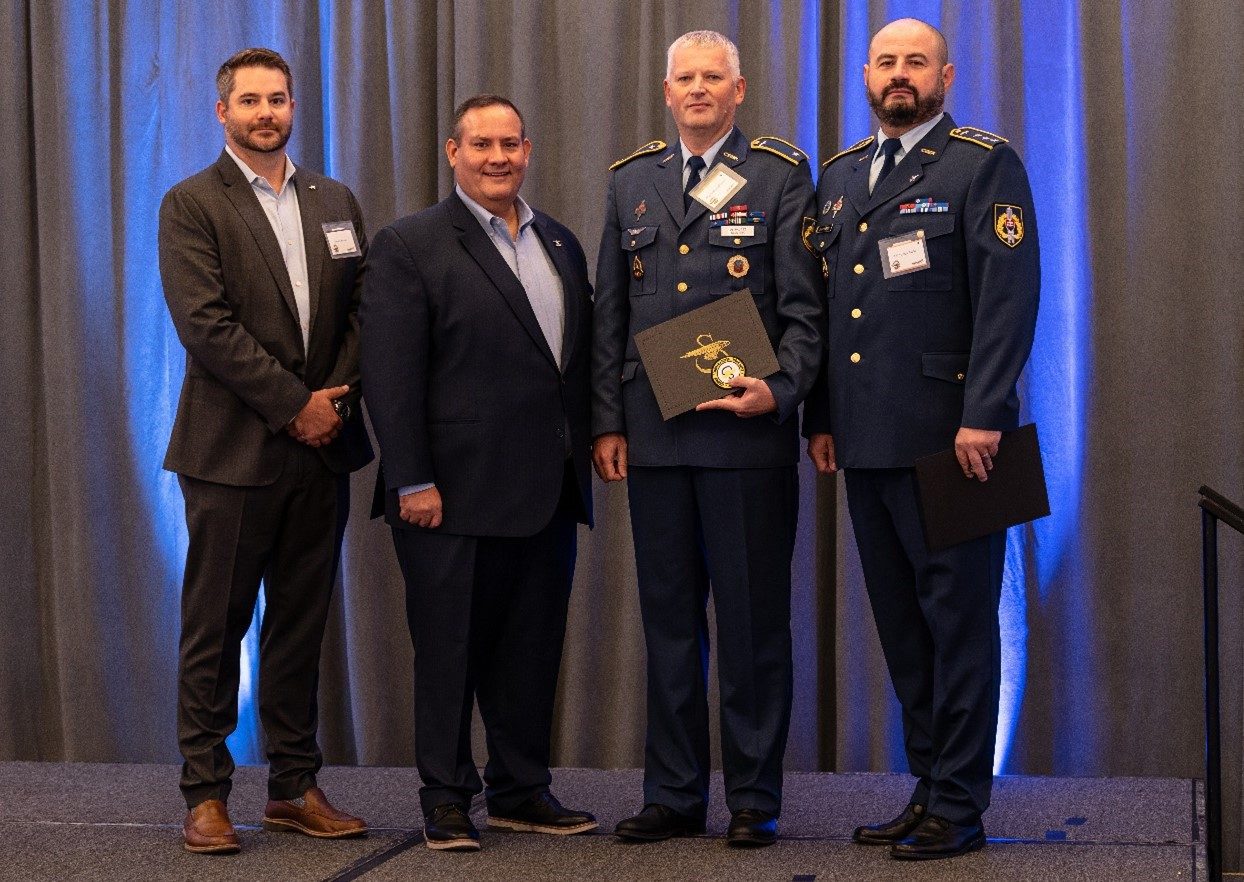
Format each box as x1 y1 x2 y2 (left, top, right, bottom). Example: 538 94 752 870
921 351 970 384
810 223 841 253
621 360 641 382
620 226 659 251
892 213 956 239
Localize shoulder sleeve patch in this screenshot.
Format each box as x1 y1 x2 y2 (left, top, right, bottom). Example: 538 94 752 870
609 140 668 171
750 136 808 165
821 136 876 168
949 126 1008 149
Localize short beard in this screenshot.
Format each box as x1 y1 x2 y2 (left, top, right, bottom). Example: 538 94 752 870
868 80 944 129
227 120 292 154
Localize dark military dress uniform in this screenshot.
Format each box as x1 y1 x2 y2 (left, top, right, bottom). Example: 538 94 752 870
593 126 822 818
803 113 1040 825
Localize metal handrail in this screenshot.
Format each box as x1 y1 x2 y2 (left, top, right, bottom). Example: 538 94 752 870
1199 484 1243 882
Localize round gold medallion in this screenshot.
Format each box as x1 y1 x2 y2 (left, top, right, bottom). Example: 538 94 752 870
711 355 746 388
726 254 750 278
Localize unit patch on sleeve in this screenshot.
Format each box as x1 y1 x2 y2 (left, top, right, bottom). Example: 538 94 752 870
994 204 1025 247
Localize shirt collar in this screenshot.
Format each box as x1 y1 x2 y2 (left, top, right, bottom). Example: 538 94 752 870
874 112 944 161
225 143 296 192
455 184 534 236
680 127 733 172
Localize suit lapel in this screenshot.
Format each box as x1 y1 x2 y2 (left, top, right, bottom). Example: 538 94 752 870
295 174 326 338
451 194 558 370
215 153 301 329
531 217 578 371
654 147 684 226
845 148 873 217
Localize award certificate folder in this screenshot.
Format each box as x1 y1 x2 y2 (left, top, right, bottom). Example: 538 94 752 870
633 289 780 420
913 422 1050 552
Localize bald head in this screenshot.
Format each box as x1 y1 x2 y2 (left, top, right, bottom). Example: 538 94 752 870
869 18 948 67
864 17 954 135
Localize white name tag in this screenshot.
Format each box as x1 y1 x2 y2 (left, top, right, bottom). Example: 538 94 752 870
690 164 747 213
322 221 361 259
878 230 930 278
720 225 755 237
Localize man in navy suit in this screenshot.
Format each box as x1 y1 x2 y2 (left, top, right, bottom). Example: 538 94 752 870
593 30 823 847
360 95 597 851
804 19 1040 860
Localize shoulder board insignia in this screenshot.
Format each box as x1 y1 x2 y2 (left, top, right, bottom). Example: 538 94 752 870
949 126 1008 149
821 136 875 168
750 136 807 165
609 140 668 171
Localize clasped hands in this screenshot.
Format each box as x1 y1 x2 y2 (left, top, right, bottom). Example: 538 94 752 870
287 384 349 447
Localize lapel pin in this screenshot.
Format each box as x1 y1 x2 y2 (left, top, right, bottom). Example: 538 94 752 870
308 184 317 190
553 240 563 247
634 199 647 220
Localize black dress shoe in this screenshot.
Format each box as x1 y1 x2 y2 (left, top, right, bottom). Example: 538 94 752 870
852 803 926 845
614 804 706 841
423 804 480 851
890 814 985 860
727 809 777 847
488 791 598 835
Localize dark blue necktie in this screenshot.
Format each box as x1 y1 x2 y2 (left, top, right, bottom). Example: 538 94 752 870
873 138 902 192
683 155 706 210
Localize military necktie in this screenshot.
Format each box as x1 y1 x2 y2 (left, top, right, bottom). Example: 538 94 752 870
872 138 902 192
683 155 706 211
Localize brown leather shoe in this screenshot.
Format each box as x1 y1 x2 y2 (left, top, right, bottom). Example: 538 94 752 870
183 799 240 854
262 786 368 838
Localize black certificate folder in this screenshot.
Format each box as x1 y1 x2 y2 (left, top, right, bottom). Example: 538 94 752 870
914 423 1051 552
633 289 781 420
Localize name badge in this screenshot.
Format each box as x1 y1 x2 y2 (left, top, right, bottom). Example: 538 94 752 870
689 164 747 212
322 221 361 259
720 225 755 237
878 230 930 278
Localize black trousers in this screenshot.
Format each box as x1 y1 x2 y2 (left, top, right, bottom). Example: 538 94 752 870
390 463 578 816
844 467 1005 825
176 440 348 809
627 465 798 817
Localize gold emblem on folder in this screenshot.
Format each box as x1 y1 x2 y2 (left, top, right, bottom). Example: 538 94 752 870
681 334 748 389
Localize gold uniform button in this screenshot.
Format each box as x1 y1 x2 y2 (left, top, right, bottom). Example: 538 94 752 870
956 372 966 381
853 263 864 275
676 282 688 293
858 222 868 232
850 308 862 319
734 238 743 245
630 239 637 247
850 352 861 363
679 244 690 255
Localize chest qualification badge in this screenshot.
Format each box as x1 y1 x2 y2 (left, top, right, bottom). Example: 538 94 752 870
682 333 746 389
634 199 647 220
994 204 1025 248
632 254 644 279
726 254 750 278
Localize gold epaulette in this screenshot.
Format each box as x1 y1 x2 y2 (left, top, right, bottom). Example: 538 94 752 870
750 135 807 165
609 140 668 171
949 126 1008 149
821 136 875 168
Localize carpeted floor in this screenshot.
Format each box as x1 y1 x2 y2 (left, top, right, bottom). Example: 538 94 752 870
0 763 1202 880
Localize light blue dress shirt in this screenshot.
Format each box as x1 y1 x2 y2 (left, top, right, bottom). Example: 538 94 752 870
224 144 311 351
868 112 945 192
680 129 733 189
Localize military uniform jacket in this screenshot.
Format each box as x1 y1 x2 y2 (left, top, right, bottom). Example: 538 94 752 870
592 126 823 468
802 114 1040 468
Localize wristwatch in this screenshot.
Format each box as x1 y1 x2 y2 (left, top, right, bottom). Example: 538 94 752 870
332 398 351 422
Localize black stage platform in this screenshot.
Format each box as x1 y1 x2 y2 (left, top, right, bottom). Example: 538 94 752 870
0 762 1204 880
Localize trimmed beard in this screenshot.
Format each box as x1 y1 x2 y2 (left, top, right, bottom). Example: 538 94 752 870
868 80 945 129
227 120 292 154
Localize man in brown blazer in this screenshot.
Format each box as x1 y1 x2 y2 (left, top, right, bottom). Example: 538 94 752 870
158 47 372 854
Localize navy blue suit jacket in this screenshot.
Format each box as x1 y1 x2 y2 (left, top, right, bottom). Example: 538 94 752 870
592 126 823 468
803 114 1040 467
360 192 593 537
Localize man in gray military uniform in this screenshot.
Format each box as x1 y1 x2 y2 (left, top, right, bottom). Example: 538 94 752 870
593 29 822 847
805 18 1040 860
